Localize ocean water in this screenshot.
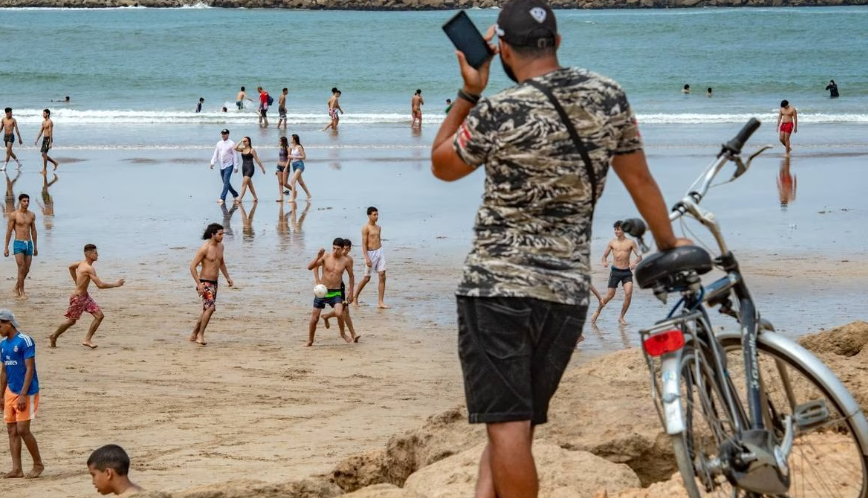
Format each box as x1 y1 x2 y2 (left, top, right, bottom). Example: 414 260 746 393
0 6 867 149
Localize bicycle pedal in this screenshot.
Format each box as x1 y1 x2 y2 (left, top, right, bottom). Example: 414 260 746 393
794 400 830 430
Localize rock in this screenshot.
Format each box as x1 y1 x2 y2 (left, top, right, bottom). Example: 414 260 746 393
343 483 427 497
333 448 389 492
404 442 641 498
798 321 868 357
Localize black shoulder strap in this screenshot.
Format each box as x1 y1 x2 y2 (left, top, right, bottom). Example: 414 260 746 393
525 79 598 206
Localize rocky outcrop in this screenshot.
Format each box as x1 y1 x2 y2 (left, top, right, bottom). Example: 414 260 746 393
1 0 867 10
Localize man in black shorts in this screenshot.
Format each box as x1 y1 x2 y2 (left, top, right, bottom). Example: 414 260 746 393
592 220 642 325
321 238 359 342
306 238 355 346
431 0 690 494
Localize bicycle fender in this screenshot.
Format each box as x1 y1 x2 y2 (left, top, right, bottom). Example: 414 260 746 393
661 351 686 435
718 330 868 456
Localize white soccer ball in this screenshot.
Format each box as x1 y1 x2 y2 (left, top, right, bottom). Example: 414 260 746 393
314 284 328 298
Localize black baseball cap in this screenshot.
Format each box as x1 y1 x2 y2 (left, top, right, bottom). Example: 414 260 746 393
496 0 557 48
221 129 230 134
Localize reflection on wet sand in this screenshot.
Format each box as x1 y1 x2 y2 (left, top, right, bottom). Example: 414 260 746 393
220 202 238 239
3 171 21 218
777 157 797 210
38 173 58 232
239 203 257 242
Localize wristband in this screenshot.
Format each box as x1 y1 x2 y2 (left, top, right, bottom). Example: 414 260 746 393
457 88 481 106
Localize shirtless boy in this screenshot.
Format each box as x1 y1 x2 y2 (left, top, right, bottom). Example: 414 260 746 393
591 221 642 325
87 444 144 496
306 238 355 346
34 109 59 172
236 86 253 110
354 206 388 308
777 99 798 156
411 89 424 128
189 223 233 346
322 88 344 132
50 244 125 349
321 238 359 342
2 108 23 171
4 193 38 298
277 88 288 130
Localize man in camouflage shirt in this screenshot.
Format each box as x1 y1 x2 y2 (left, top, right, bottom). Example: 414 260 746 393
431 0 690 496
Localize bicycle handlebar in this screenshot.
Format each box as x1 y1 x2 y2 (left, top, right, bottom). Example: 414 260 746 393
621 218 647 239
721 118 761 157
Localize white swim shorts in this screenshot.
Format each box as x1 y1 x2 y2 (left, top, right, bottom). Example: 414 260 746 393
364 248 386 276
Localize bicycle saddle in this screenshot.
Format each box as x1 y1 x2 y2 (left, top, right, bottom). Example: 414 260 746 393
635 245 713 290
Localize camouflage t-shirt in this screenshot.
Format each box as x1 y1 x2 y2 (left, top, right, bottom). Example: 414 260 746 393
453 67 642 306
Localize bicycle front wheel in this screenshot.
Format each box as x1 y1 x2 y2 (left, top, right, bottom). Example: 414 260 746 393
720 333 868 498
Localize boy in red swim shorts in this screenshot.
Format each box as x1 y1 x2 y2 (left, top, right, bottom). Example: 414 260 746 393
777 99 798 156
49 244 125 349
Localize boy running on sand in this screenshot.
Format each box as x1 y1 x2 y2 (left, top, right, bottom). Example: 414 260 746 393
0 309 44 479
306 238 355 346
50 244 125 349
591 221 642 325
354 206 388 308
321 238 359 342
87 444 144 496
4 193 38 299
189 223 233 346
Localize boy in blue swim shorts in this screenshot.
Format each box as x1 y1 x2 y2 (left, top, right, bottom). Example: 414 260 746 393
4 193 38 298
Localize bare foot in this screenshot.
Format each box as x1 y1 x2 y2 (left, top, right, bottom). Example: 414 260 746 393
377 303 391 309
195 340 207 346
188 334 198 343
353 335 361 343
305 341 313 347
323 317 330 329
18 291 27 300
53 163 59 171
252 198 258 203
81 342 98 349
618 318 629 325
49 335 58 348
25 463 44 479
217 199 224 205
3 469 24 478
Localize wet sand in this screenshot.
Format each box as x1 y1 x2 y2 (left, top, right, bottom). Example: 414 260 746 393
0 144 866 496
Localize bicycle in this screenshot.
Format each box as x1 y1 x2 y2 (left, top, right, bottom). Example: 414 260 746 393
622 118 868 497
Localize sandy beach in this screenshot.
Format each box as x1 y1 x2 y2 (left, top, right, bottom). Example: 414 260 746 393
0 143 866 496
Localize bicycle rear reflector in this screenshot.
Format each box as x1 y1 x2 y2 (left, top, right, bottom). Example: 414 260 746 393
643 329 685 357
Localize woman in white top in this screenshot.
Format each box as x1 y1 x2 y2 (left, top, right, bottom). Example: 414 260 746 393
288 134 311 202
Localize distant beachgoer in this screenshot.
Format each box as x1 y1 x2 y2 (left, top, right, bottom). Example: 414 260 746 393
4 193 38 299
233 136 266 203
221 106 228 113
322 88 343 131
321 238 359 342
2 108 23 171
288 134 311 202
50 244 125 349
257 86 269 127
445 98 453 114
777 99 798 156
87 444 143 496
277 87 288 130
195 97 204 113
209 128 239 205
0 309 44 479
591 221 642 325
682 84 690 94
276 136 292 202
706 87 712 98
354 206 388 309
411 89 424 128
306 239 355 346
51 96 70 103
236 86 253 110
34 109 59 172
826 79 839 98
189 223 233 346
777 157 797 210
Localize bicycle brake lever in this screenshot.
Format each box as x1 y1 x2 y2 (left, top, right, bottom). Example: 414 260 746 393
741 145 773 176
636 236 651 254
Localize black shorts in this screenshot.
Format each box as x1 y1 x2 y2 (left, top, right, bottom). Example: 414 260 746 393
313 291 342 309
608 267 633 288
457 295 587 425
260 107 268 117
40 137 51 153
3 134 13 144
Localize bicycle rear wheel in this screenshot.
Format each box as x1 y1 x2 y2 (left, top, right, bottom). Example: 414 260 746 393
672 345 740 498
720 334 868 498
